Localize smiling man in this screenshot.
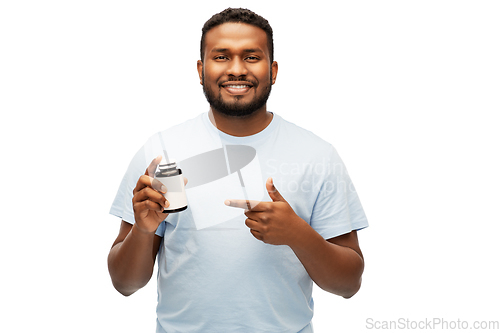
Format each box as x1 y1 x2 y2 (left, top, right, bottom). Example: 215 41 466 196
198 22 277 120
108 8 368 333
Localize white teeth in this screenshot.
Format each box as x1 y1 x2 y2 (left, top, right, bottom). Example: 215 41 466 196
226 85 250 89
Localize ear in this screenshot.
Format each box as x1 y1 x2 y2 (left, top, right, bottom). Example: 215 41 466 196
197 60 203 85
271 61 278 85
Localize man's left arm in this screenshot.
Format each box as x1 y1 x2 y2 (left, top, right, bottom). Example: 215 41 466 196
291 228 364 299
225 177 364 299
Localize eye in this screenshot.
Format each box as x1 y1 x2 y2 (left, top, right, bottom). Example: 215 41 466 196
245 56 259 62
214 55 229 61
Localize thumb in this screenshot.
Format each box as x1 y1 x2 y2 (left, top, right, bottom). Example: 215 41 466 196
266 177 285 202
146 155 162 176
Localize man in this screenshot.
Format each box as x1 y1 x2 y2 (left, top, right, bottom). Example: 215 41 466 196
108 8 368 333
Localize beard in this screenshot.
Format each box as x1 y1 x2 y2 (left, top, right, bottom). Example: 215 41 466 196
202 73 272 118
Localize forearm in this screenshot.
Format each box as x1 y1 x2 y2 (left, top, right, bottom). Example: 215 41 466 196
290 225 364 298
108 225 157 296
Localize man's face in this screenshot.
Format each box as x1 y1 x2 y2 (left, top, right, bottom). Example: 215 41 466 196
197 23 278 117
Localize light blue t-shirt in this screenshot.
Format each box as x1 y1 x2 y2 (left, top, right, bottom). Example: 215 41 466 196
110 112 368 333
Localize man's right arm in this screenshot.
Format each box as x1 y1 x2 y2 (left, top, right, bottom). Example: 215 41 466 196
108 156 169 296
108 220 163 296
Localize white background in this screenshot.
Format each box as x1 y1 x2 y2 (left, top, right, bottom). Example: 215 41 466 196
1 1 499 332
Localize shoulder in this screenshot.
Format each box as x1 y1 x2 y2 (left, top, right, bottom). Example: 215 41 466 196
275 114 336 156
141 112 214 164
142 113 206 149
155 113 206 140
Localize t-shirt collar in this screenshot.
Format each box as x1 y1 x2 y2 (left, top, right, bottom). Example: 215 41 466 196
203 111 279 145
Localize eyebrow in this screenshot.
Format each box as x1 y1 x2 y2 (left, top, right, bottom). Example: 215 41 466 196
210 48 264 54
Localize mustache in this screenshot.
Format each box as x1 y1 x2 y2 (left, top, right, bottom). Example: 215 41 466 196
219 76 257 86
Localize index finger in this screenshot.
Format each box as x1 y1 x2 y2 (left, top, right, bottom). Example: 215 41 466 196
134 175 166 194
224 199 265 211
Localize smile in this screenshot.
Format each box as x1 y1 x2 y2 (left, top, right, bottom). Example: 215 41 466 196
221 83 253 95
225 85 251 89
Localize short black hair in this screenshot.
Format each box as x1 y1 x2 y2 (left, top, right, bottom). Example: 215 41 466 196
200 8 274 63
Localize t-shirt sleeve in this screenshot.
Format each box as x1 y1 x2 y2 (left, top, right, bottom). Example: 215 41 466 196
309 145 368 240
109 144 166 237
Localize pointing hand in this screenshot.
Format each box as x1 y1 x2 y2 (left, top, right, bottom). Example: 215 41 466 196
225 178 308 246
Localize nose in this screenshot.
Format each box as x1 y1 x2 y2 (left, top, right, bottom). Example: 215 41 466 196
226 57 248 77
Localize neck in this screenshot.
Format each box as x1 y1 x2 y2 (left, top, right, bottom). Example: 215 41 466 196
208 107 273 137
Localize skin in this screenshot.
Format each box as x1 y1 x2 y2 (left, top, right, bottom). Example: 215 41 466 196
108 156 168 296
197 22 277 137
108 22 364 299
